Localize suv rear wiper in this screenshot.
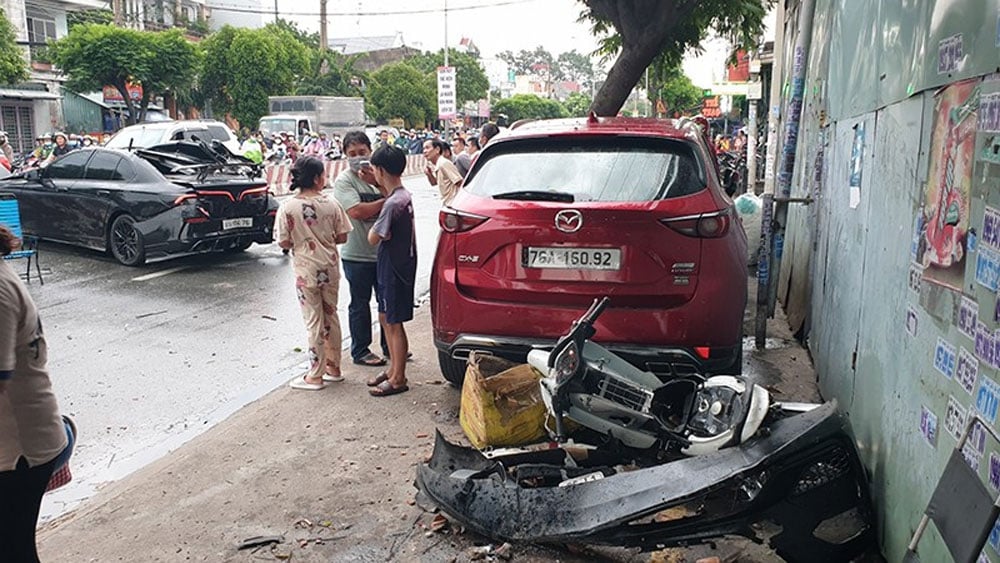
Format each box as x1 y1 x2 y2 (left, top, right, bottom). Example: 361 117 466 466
492 190 575 202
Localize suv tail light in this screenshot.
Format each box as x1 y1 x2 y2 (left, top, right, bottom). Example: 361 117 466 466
661 208 733 238
440 208 488 233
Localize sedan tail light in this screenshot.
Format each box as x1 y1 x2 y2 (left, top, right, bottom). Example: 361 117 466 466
440 208 488 233
661 208 733 238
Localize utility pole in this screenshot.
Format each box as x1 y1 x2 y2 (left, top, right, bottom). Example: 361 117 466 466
113 0 123 26
443 0 450 139
274 0 279 22
319 0 328 52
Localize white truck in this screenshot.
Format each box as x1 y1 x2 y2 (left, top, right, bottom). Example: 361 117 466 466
258 96 366 138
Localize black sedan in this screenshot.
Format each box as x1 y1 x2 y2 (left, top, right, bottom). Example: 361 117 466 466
0 144 278 266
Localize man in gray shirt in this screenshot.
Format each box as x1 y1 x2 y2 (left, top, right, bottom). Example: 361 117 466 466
332 130 389 367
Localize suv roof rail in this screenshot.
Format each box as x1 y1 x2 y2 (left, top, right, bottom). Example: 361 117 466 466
509 119 538 130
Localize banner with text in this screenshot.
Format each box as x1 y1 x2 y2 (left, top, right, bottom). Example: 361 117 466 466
437 66 457 120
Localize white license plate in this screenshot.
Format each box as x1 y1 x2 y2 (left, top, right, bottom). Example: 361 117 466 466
223 217 253 230
524 247 621 270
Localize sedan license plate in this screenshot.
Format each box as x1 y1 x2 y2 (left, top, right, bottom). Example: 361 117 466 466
524 247 621 270
223 217 253 230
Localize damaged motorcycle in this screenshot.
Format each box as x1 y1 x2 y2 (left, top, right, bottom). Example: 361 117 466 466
416 298 876 562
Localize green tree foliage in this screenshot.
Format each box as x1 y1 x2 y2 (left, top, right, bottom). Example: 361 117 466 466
581 0 772 115
365 62 435 128
200 24 310 127
66 9 114 32
0 8 27 85
562 92 593 117
51 24 199 124
295 51 366 97
654 66 703 116
498 46 555 76
406 48 489 106
272 18 319 50
555 50 595 86
493 94 569 122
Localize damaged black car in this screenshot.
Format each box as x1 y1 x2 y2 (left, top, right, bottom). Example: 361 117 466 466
0 140 277 266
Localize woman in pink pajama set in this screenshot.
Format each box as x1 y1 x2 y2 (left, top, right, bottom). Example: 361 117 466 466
276 156 353 390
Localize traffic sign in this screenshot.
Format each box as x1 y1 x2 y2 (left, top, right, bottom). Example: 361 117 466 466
437 66 457 120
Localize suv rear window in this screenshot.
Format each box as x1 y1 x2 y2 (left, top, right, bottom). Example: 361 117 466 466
465 137 706 202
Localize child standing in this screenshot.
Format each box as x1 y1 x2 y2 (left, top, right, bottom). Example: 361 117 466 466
276 156 353 390
366 145 416 397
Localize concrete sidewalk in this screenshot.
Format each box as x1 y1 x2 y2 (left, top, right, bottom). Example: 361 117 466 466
38 290 819 562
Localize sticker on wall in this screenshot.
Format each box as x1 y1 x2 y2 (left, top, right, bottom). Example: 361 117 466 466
990 452 1000 492
970 228 979 254
984 206 1000 250
982 135 1000 165
909 262 924 294
978 375 1000 424
912 211 925 261
935 337 958 378
991 515 1000 554
920 406 938 447
995 292 1000 324
980 94 1000 135
959 296 979 339
946 396 970 440
994 329 1000 369
938 33 964 74
906 306 919 337
977 322 993 365
964 420 988 471
919 79 979 292
976 247 1000 291
958 347 980 395
849 122 864 209
980 550 990 563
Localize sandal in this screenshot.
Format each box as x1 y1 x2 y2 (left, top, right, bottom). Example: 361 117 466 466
322 373 344 383
353 352 387 367
289 376 327 391
366 371 389 387
369 379 409 397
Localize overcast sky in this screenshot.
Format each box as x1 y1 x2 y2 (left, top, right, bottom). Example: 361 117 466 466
264 0 601 60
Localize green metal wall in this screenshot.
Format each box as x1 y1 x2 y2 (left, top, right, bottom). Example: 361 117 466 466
60 89 102 135
778 0 1000 560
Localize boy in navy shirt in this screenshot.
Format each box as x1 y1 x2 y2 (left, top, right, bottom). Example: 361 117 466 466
367 145 416 396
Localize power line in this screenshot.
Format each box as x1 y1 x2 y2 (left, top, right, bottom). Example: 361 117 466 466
205 0 536 17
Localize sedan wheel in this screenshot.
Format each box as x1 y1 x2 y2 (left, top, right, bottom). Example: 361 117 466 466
109 214 146 266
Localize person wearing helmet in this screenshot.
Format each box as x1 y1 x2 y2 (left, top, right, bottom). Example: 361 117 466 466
45 133 72 166
0 132 12 163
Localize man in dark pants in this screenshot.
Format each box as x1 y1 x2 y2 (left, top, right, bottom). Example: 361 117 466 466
332 130 389 367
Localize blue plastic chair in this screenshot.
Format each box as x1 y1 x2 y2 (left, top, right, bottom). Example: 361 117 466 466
0 192 42 284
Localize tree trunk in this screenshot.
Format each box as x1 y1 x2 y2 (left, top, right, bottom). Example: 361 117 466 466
139 93 150 124
590 43 661 116
118 82 137 126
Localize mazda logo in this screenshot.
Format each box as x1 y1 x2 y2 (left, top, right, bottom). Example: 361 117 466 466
555 210 583 233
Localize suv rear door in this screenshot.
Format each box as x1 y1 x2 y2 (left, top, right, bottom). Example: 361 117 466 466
452 135 720 309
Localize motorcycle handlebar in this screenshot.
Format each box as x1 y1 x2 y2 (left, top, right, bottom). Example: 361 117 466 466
583 297 610 324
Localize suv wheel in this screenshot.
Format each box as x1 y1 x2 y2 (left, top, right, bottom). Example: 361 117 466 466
437 351 467 388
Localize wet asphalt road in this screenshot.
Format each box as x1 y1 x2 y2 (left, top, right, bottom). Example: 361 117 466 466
31 175 441 521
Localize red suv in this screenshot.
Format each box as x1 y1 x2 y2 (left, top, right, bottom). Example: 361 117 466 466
431 116 747 386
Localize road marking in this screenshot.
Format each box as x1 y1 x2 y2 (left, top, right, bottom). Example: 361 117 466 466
131 266 189 282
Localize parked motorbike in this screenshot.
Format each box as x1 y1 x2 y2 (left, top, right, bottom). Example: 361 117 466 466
527 297 771 457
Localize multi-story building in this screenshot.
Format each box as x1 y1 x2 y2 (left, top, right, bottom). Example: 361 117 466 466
206 0 261 31
120 0 209 33
0 0 107 153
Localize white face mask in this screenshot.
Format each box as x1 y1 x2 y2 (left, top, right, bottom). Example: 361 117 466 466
347 156 367 173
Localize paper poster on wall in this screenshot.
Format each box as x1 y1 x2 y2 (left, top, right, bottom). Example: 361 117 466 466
945 396 969 440
849 122 864 209
919 406 938 447
957 347 980 395
964 419 988 470
935 337 957 378
977 375 1000 424
906 306 918 337
919 79 980 292
958 296 979 339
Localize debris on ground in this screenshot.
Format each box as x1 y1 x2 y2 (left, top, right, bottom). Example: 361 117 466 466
467 541 514 560
236 535 284 550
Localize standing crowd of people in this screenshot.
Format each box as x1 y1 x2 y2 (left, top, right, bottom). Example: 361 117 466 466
277 122 499 396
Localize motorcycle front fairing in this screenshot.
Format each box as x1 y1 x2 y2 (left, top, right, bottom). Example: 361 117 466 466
415 400 875 563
